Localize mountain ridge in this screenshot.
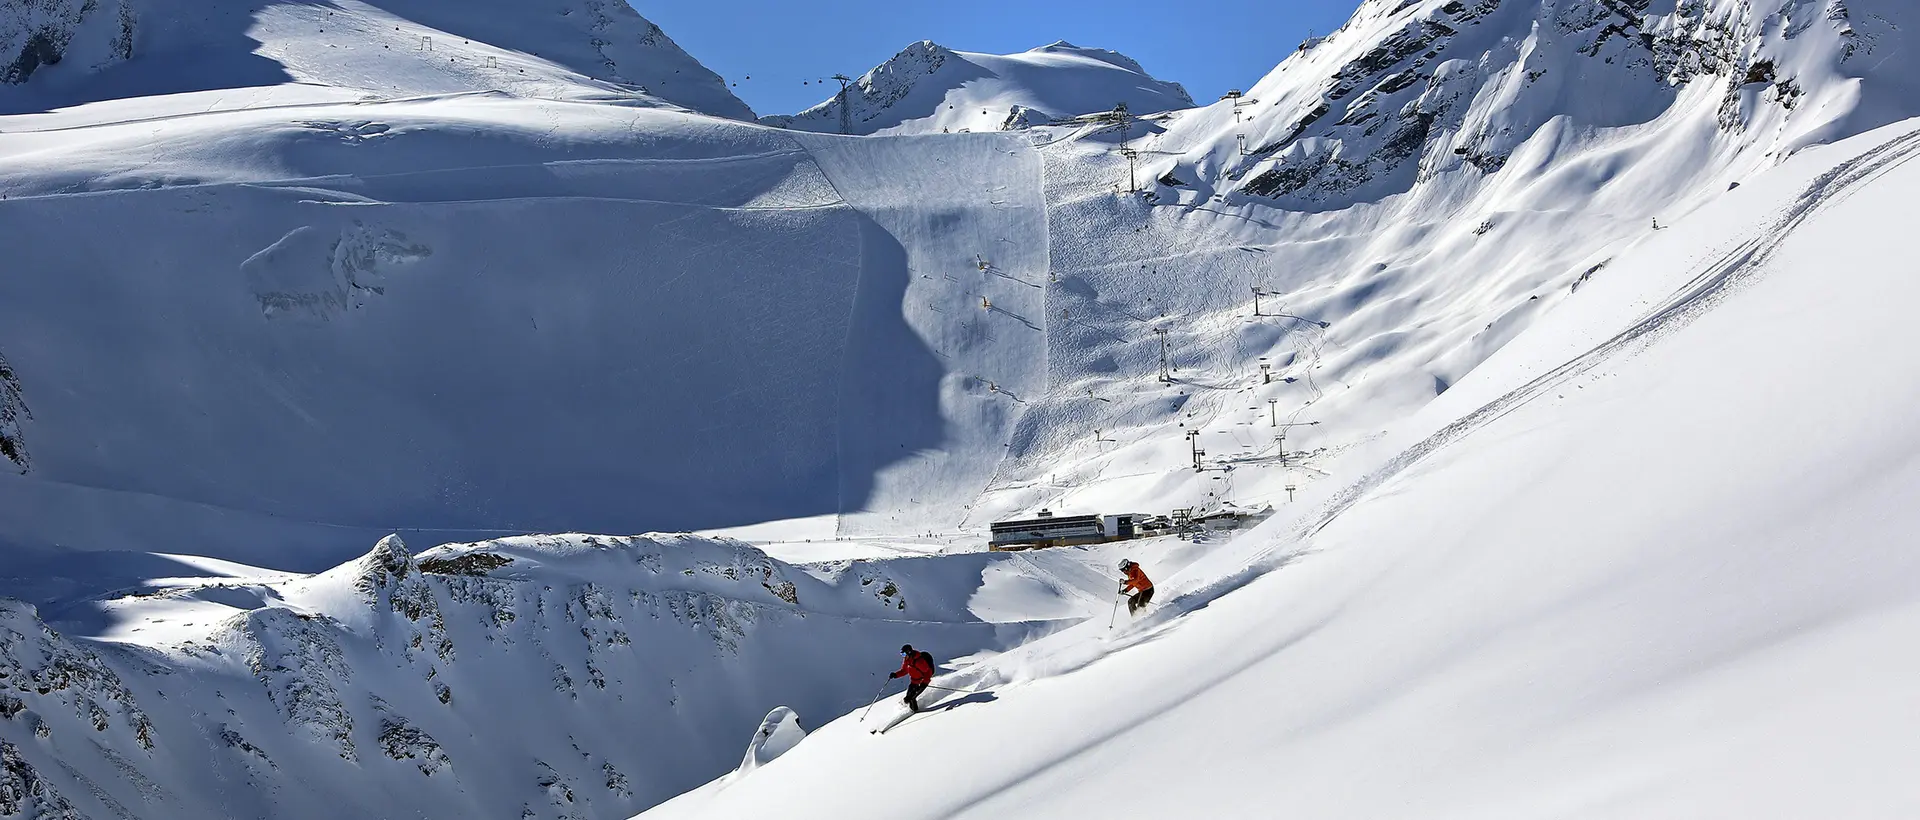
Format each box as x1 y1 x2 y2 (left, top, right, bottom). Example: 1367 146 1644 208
764 39 1193 135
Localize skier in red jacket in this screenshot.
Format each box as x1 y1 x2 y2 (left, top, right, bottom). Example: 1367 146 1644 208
889 644 936 712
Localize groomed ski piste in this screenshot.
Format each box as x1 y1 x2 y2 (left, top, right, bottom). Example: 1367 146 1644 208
2 0 1918 816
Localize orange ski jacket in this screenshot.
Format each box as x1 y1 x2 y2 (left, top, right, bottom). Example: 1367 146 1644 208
1122 564 1153 593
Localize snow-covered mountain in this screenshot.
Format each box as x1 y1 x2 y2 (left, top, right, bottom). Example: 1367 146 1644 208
651 115 1920 820
0 530 1147 817
2 0 1919 816
1148 0 1916 208
764 40 1193 135
0 0 753 119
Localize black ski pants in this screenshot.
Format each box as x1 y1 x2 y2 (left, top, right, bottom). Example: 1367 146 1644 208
1128 586 1154 615
903 680 929 711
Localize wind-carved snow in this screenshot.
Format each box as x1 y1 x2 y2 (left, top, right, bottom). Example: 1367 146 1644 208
733 707 805 775
768 41 1192 136
243 223 434 320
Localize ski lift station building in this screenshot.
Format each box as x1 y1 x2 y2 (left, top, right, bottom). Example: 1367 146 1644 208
989 509 1139 551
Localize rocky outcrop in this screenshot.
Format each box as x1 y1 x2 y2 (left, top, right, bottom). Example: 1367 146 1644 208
0 739 82 819
1 0 134 85
1237 0 1887 205
0 601 154 752
0 352 27 473
348 535 455 666
234 607 357 761
0 527 1032 818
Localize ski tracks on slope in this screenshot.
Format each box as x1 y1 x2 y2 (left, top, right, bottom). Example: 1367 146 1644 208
1302 125 1920 542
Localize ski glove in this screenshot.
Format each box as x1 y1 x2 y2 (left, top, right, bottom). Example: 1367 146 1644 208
888 672 902 679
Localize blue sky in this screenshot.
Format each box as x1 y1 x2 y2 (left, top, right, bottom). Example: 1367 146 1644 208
636 0 1358 117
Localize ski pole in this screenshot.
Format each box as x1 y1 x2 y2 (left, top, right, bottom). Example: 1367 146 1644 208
924 683 973 694
858 675 888 722
1107 583 1123 629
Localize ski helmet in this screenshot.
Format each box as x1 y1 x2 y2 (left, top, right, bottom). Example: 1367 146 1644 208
900 644 914 654
1118 559 1133 570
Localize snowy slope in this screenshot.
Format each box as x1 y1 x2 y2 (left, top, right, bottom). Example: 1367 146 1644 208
955 0 1920 538
2 0 1919 816
0 531 1107 818
0 0 753 119
646 113 1920 820
0 97 1051 566
766 40 1192 135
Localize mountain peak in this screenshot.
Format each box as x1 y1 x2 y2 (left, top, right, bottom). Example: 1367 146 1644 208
767 40 1191 135
0 0 756 119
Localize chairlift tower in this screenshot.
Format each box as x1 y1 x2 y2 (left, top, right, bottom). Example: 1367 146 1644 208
1153 328 1172 383
1273 421 1321 465
831 74 854 135
1107 101 1132 149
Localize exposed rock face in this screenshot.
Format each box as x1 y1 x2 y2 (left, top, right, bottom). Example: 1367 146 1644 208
0 0 134 85
0 352 27 473
0 533 1010 818
0 600 154 751
236 607 358 761
0 739 83 819
1234 0 1902 206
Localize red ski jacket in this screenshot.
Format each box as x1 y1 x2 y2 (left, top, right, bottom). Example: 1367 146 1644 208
892 652 935 685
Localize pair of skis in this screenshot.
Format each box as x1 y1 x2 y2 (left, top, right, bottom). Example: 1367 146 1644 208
870 707 919 734
869 686 968 734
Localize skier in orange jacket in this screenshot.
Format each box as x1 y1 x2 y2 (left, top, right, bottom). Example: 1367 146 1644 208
1119 559 1153 615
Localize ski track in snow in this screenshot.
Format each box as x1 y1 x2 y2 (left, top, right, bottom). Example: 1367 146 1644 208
1305 123 1920 545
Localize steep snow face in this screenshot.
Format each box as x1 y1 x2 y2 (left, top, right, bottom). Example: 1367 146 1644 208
953 0 1919 536
644 112 1920 820
3 0 1920 815
0 0 752 119
3 0 1914 569
0 98 1046 563
1154 0 1916 208
0 532 1073 818
767 40 1193 135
